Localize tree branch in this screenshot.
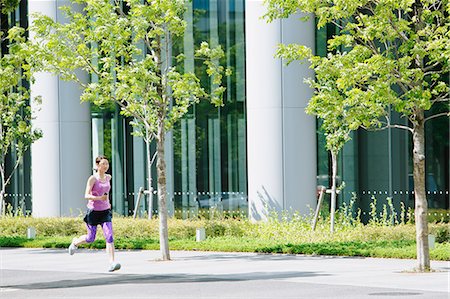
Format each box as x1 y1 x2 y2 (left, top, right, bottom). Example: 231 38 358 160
393 75 413 95
54 31 102 78
114 0 126 17
388 124 414 132
115 97 145 123
371 115 414 133
423 69 446 77
423 61 441 73
424 112 449 123
363 123 413 133
388 15 409 42
331 20 344 31
151 151 158 165
79 52 102 77
431 93 449 104
0 164 5 187
3 158 22 190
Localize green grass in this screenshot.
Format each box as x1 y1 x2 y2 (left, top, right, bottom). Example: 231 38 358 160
1 235 448 261
0 213 448 261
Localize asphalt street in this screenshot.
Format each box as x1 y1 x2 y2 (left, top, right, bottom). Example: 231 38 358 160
0 248 449 298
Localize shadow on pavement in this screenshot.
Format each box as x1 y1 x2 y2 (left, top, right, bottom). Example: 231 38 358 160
3 270 331 290
174 253 366 262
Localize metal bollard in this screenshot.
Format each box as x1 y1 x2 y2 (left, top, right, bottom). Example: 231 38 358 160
27 227 36 239
428 234 435 250
196 228 206 242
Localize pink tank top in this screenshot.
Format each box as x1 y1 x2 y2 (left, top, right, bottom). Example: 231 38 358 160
87 175 111 211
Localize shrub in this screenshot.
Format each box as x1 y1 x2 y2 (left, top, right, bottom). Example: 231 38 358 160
433 225 450 243
0 199 448 261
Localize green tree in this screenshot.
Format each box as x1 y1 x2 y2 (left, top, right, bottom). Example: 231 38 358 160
283 50 385 233
0 27 42 215
31 0 228 260
265 0 450 271
0 0 20 14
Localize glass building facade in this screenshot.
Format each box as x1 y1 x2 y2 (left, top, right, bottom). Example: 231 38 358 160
315 24 450 219
90 0 247 217
1 0 32 214
2 0 449 218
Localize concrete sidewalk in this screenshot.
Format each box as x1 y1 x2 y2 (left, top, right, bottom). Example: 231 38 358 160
0 248 449 298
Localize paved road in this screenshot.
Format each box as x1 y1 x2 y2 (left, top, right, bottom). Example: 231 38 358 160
0 248 449 298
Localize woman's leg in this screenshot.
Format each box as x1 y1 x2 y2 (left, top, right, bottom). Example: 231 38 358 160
74 224 97 245
69 224 97 255
101 222 115 263
102 222 120 271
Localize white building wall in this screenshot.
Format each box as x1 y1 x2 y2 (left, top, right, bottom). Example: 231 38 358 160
246 0 316 220
29 0 91 217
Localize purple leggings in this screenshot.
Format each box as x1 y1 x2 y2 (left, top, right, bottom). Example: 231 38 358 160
85 222 114 244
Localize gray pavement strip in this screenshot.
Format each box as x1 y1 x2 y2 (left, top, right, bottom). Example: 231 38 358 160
1 275 446 299
1 269 330 290
367 291 424 296
0 248 448 299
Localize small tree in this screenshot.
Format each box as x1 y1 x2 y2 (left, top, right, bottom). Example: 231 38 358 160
265 0 450 271
0 27 42 215
278 47 385 232
32 0 228 260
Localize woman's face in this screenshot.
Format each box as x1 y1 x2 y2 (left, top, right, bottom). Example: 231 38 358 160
97 159 109 173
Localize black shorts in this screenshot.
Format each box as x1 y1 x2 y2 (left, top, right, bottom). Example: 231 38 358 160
83 209 112 226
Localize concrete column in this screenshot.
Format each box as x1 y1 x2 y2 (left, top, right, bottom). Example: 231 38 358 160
92 118 104 162
132 134 145 213
29 0 91 217
246 0 316 221
165 131 174 216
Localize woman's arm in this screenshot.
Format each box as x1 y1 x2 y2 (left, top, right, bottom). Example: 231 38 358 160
84 175 107 201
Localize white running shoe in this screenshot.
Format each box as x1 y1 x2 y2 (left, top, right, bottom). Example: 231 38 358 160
68 238 77 255
108 262 121 272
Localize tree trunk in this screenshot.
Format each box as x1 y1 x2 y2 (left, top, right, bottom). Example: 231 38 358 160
156 122 170 261
0 190 4 216
145 130 153 219
412 110 430 271
0 165 5 216
330 151 338 233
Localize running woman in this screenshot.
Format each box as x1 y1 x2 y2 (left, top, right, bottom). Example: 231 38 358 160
68 155 121 272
